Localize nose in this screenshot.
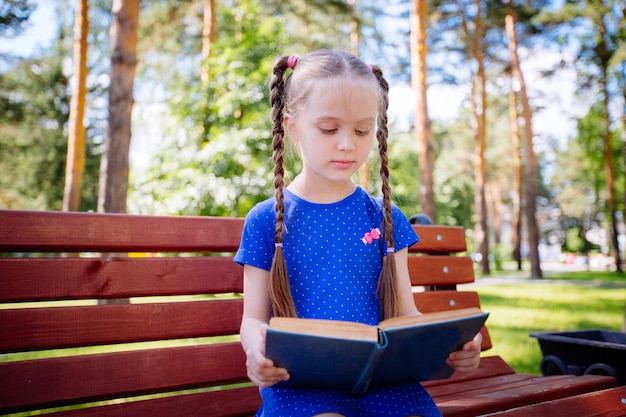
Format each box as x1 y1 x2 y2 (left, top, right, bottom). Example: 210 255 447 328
337 131 356 152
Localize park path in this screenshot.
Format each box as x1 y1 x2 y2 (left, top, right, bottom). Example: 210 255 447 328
465 261 626 289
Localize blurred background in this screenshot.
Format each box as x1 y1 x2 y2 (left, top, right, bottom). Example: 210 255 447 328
1 0 624 276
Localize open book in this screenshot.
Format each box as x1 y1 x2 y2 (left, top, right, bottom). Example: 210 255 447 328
265 307 488 395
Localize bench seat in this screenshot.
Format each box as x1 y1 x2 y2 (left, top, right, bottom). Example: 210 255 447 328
482 385 626 417
0 210 616 416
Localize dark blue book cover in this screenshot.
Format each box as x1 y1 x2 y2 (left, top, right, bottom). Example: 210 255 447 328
265 308 488 395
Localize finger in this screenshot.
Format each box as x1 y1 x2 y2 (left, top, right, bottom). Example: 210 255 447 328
463 333 483 352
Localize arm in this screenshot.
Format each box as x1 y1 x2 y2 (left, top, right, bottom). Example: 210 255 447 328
395 247 482 372
393 247 420 317
239 264 290 387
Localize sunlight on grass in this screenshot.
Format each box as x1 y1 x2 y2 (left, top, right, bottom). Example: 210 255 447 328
476 282 626 375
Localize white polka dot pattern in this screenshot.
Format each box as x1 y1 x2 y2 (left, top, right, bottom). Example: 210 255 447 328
234 187 441 416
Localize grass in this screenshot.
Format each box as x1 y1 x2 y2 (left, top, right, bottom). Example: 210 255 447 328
471 270 626 375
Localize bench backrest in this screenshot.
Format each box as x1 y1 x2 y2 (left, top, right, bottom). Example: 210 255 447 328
0 210 490 416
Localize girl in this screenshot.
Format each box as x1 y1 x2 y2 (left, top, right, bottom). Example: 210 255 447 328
235 49 482 417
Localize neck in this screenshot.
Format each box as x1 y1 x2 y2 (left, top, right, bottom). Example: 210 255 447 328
289 176 356 203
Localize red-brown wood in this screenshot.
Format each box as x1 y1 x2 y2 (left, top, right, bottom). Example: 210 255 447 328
481 386 626 417
410 225 467 254
412 291 492 350
0 299 243 353
408 255 474 286
0 342 249 414
428 374 617 417
0 256 243 302
413 290 482 313
1 210 617 416
45 387 262 417
0 210 244 253
423 356 516 388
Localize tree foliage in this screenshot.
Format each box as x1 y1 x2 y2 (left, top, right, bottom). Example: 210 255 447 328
0 0 35 38
1 0 625 270
129 0 290 216
0 34 99 210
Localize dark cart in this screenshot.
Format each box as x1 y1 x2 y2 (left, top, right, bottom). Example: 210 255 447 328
531 329 626 385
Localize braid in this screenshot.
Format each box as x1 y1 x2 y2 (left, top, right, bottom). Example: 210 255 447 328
269 56 297 318
371 65 400 320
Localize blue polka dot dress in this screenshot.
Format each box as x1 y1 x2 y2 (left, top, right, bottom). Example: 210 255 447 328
234 186 443 417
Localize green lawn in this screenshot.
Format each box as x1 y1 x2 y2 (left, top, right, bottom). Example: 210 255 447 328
471 270 626 375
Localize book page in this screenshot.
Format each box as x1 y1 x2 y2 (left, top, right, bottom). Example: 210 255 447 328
378 307 484 331
269 317 379 341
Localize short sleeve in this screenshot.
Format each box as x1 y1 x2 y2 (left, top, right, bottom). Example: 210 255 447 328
391 204 420 251
233 199 276 270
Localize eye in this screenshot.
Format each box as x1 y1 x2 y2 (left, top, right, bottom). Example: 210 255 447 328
355 129 370 136
320 127 338 134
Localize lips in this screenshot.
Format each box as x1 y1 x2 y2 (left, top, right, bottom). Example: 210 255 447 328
332 160 354 170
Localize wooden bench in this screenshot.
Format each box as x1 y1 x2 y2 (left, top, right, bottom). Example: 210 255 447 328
0 209 617 416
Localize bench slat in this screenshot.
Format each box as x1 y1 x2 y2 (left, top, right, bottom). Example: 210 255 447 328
410 225 467 254
0 210 243 253
409 255 474 286
0 257 242 302
414 290 481 313
0 342 249 414
481 385 626 416
428 374 617 417
0 299 242 353
43 387 262 417
413 291 492 350
423 356 515 388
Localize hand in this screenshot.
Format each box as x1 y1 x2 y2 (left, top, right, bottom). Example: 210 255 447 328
245 324 290 388
446 332 482 372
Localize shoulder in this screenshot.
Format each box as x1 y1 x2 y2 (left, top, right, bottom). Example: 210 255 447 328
245 197 276 222
362 190 407 221
240 198 276 241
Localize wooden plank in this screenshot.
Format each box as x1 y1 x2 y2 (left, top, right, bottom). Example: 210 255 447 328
410 225 467 254
0 343 249 414
409 255 474 286
0 210 244 253
423 356 515 388
44 387 262 417
414 290 482 313
0 299 242 353
481 386 626 417
413 291 492 350
44 388 260 417
428 374 617 417
0 257 243 302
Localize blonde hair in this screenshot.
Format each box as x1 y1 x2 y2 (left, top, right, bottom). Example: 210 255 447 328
268 50 399 320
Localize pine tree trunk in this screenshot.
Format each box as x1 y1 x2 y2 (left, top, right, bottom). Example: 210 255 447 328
601 63 623 273
201 0 216 83
62 0 88 212
98 0 140 214
506 1 542 278
411 0 436 222
508 87 524 271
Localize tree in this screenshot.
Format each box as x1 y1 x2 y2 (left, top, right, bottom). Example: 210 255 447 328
411 0 436 221
98 0 139 213
0 0 35 38
457 0 490 274
201 0 216 82
506 0 542 278
0 53 69 210
537 0 625 272
62 0 89 211
508 86 524 270
129 0 289 216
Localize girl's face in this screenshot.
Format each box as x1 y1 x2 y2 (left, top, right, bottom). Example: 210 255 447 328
284 78 378 188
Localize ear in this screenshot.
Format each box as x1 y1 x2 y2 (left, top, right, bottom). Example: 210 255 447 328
283 113 298 142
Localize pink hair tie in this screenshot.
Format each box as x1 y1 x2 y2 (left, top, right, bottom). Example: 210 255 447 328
367 64 373 71
287 55 299 69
